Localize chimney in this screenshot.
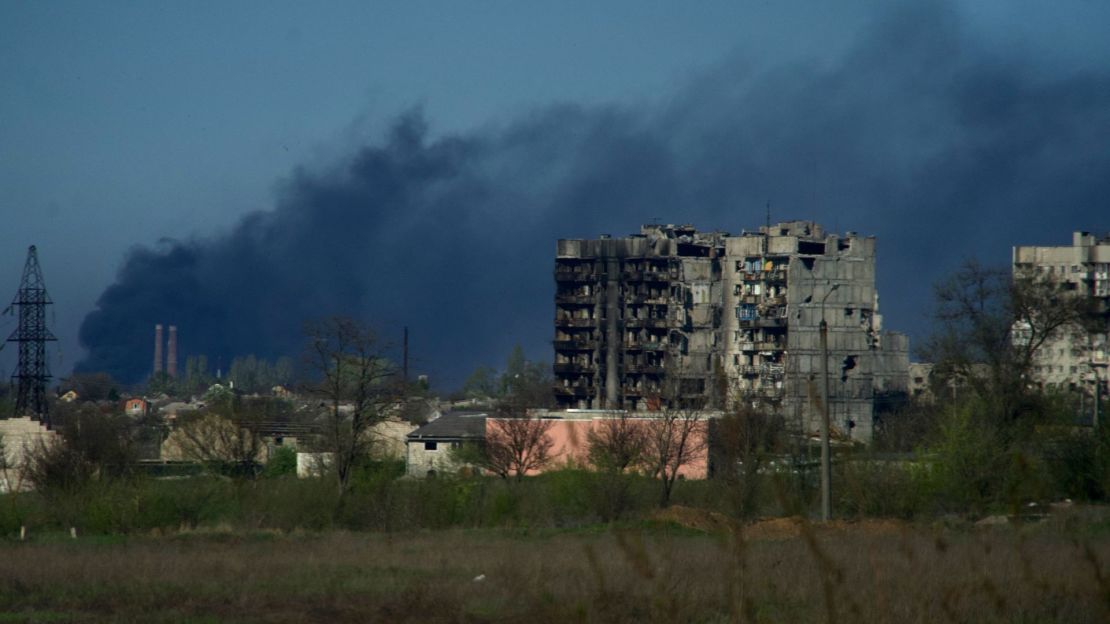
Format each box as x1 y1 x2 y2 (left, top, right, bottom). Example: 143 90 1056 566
167 325 178 378
153 324 164 375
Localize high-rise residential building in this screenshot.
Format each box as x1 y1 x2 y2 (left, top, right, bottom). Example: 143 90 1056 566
1013 231 1110 393
553 221 908 441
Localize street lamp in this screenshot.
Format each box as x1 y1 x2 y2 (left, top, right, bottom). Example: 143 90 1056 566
819 282 839 523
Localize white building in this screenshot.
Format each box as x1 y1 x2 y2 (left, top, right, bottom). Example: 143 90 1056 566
1013 231 1110 395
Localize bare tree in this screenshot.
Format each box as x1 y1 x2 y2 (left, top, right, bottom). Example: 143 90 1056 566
305 316 400 495
169 395 266 478
924 260 1096 424
587 412 647 473
712 402 784 519
584 412 648 521
643 408 707 507
22 403 137 492
638 360 712 507
483 402 555 481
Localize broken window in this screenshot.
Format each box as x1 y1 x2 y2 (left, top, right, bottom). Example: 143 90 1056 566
798 241 825 255
425 442 438 451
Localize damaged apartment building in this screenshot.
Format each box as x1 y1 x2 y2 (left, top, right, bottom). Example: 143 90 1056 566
553 221 909 441
1013 231 1110 394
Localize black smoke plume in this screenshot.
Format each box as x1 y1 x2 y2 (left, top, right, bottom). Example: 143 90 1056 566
77 4 1110 386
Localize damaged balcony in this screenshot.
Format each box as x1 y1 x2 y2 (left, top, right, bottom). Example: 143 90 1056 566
553 362 594 374
554 316 595 328
555 266 596 282
624 363 666 375
553 339 597 351
553 382 597 397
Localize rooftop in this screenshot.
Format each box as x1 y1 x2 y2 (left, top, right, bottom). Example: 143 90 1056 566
407 411 487 440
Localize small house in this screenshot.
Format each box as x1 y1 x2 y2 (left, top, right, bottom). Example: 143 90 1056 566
405 411 487 477
124 397 149 417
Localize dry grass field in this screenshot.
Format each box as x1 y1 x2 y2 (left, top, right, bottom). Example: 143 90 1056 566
1 512 1109 623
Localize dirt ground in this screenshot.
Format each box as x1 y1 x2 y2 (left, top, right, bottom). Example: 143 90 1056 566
652 505 910 540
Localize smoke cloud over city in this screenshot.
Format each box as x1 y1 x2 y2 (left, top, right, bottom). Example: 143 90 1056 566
76 3 1110 386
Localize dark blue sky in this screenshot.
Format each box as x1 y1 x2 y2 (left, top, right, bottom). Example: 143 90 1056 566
3 1 1110 388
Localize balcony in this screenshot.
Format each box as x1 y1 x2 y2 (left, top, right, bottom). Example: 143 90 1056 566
740 317 787 328
626 294 668 305
625 364 665 375
762 364 785 379
553 362 593 374
553 339 597 351
555 317 596 328
553 383 596 397
625 317 668 329
764 268 787 283
556 294 596 305
555 268 594 282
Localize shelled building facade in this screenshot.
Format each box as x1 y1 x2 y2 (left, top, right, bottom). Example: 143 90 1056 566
553 225 726 412
553 221 908 441
1013 231 1110 392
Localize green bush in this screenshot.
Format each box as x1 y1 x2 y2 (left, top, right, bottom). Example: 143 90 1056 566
835 457 929 519
1043 426 1110 502
263 446 298 478
921 406 1010 513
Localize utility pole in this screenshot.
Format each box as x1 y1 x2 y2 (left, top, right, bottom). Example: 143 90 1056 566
819 283 839 523
1093 362 1106 430
6 246 57 425
1095 368 1101 430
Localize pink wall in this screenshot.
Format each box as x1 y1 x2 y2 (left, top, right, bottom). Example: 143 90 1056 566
485 415 710 479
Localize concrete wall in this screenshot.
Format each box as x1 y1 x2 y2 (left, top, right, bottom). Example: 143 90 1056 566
405 439 466 477
371 421 418 459
488 412 713 479
0 417 58 492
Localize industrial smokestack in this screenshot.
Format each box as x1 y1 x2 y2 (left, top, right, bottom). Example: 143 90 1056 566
167 325 178 378
153 324 164 376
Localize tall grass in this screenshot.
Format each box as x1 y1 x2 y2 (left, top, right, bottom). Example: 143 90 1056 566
1 467 732 536
1 521 1108 622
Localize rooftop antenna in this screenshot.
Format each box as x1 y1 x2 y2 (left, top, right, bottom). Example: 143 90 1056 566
6 246 57 425
764 200 771 255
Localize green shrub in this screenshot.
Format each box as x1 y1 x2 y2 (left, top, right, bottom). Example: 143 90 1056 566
835 457 929 519
263 446 298 478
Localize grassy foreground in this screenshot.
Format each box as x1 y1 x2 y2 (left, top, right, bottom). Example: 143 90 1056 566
1 513 1109 623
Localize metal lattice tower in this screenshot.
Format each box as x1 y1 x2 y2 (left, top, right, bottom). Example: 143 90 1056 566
6 245 56 423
